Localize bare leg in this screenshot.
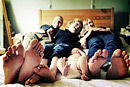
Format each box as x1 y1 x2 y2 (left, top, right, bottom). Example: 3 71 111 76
89 49 108 78
77 50 89 80
49 56 59 80
106 49 130 79
18 39 44 83
57 58 71 76
3 45 24 84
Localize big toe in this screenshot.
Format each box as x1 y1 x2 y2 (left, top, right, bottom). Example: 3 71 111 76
102 49 108 58
112 49 121 57
29 39 38 49
17 44 24 55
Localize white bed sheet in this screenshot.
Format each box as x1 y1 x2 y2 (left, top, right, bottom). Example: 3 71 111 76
0 37 130 87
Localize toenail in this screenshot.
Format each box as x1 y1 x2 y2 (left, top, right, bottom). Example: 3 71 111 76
37 66 41 70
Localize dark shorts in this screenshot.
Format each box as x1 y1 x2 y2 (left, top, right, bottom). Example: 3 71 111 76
43 43 73 61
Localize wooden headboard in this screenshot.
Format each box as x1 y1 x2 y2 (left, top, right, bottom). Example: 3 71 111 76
39 8 114 30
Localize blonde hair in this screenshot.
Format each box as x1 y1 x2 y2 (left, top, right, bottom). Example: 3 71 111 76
79 18 95 37
66 18 83 33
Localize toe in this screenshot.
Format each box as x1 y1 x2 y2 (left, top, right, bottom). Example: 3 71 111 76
112 49 121 57
17 45 24 55
30 39 38 49
102 49 108 58
122 51 127 56
12 46 17 54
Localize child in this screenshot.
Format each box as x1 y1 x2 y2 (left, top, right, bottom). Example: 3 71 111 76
57 48 89 80
40 18 83 81
79 18 123 71
15 16 63 50
79 18 130 79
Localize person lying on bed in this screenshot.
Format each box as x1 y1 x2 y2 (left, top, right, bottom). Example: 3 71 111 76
79 18 130 79
18 18 83 85
2 39 55 84
38 18 83 81
57 48 89 80
14 15 63 50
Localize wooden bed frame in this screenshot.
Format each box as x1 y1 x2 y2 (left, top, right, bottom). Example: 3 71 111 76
39 8 114 31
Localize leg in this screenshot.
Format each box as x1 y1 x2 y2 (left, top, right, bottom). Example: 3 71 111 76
49 56 59 80
106 49 130 79
3 45 24 84
18 39 44 83
102 34 123 70
89 49 108 78
87 36 104 59
57 57 71 76
77 50 89 80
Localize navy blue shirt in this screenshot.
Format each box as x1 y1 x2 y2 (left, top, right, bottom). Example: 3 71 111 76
40 24 59 36
53 29 79 47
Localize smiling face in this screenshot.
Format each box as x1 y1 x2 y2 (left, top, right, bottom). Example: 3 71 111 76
52 16 63 28
69 21 82 34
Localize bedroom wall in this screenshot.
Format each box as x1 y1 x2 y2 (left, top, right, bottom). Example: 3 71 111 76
4 0 130 34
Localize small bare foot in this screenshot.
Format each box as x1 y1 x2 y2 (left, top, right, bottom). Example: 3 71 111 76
18 39 44 83
89 49 108 78
81 74 89 80
34 65 55 82
25 65 49 85
25 73 40 85
3 45 24 84
62 63 71 76
106 49 130 79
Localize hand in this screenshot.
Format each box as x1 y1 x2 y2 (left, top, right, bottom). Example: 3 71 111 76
47 28 54 35
80 38 86 49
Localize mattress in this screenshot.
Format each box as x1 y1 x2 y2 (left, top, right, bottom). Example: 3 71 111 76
0 37 130 87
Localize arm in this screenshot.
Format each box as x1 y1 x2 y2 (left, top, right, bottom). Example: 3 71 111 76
80 28 93 48
47 28 55 42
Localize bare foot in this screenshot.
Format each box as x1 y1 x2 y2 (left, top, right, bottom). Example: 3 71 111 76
62 63 71 76
3 45 24 84
25 65 49 85
106 49 130 79
81 74 89 80
25 73 40 85
18 39 44 83
26 64 55 84
89 49 108 78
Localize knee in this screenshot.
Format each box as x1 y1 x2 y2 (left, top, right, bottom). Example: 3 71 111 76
71 48 80 54
88 41 102 48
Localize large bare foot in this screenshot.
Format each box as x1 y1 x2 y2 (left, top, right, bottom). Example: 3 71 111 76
18 39 44 83
89 49 108 78
106 49 130 79
3 45 24 84
25 64 55 85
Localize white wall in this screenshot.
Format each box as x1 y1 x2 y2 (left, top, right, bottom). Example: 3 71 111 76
0 0 3 47
5 0 130 33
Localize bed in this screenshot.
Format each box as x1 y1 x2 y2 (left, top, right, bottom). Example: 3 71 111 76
0 8 130 87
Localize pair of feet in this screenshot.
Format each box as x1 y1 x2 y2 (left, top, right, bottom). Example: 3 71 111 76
3 39 130 84
3 39 53 84
61 49 129 80
89 49 129 79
